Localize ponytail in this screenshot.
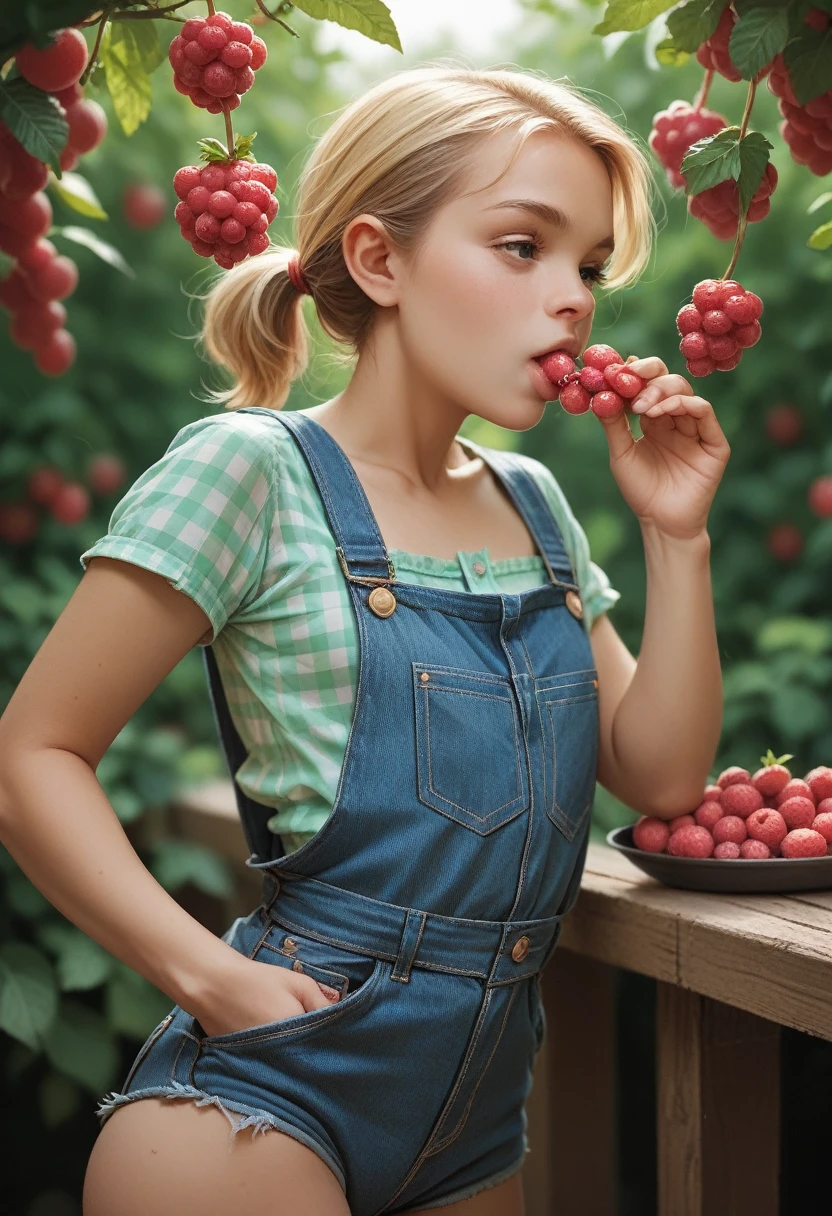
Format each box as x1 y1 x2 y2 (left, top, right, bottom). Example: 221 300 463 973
197 244 311 412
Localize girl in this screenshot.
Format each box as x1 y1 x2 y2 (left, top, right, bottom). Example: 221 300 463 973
0 64 728 1216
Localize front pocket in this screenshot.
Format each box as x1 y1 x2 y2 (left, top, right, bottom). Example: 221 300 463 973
122 1011 175 1091
194 922 384 1048
412 662 529 834
537 670 599 841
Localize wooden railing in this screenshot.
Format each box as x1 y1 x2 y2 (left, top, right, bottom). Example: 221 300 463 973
160 782 826 1215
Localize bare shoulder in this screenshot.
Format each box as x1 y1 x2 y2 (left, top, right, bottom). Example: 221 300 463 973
0 556 211 771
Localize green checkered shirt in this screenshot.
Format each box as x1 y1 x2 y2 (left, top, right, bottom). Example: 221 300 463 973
80 411 620 854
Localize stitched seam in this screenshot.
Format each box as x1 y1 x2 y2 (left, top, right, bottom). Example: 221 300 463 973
411 662 516 687
122 1014 173 1092
429 982 520 1154
547 700 597 834
262 914 397 960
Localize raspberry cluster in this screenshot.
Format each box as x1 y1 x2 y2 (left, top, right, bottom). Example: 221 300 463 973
0 453 126 545
0 27 99 376
687 161 778 240
768 55 832 177
648 100 727 190
168 11 267 114
173 157 278 268
676 278 763 376
633 758 832 860
694 4 776 85
538 344 646 419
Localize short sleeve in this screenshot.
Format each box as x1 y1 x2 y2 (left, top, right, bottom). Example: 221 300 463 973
79 413 277 646
521 456 621 634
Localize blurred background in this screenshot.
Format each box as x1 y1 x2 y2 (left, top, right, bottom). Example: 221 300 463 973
2 0 831 1211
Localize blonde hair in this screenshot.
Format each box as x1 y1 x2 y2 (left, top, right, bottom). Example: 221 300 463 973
198 62 656 412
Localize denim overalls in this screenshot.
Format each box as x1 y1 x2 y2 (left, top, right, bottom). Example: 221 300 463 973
95 410 600 1215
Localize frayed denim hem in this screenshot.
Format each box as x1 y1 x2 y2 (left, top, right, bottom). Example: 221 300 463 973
395 1148 527 1213
94 1080 347 1190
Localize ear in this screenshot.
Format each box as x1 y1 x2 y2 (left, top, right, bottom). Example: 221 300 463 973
341 214 403 307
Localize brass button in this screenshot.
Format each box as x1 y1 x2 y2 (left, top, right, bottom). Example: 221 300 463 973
472 560 486 575
420 671 430 683
593 679 599 689
283 937 298 954
565 590 583 620
511 935 530 963
292 959 304 972
368 586 396 617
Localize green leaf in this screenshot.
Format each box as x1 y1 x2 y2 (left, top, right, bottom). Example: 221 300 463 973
680 127 741 196
42 1000 118 1095
49 170 108 221
0 249 15 280
0 77 68 174
37 924 114 992
234 131 258 162
758 616 832 655
130 20 165 74
100 21 153 136
808 220 832 250
736 130 773 215
149 838 233 899
52 225 136 278
0 944 58 1051
105 964 172 1040
290 0 402 51
728 5 790 78
197 136 233 163
593 0 679 34
666 0 729 53
784 28 832 105
654 36 691 65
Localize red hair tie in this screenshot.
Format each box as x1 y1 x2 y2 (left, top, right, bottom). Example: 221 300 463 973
287 254 311 296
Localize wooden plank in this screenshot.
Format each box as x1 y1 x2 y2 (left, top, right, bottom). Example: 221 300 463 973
540 950 618 1216
657 986 779 1216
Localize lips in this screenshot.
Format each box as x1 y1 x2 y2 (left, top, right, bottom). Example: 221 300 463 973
533 338 581 361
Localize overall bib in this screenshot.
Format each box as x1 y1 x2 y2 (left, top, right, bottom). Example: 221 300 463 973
96 410 600 1215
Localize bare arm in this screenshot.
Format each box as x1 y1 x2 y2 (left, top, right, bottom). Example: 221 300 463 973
591 525 721 819
0 557 249 1021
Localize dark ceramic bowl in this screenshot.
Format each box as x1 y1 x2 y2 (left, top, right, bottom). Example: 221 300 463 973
606 824 832 893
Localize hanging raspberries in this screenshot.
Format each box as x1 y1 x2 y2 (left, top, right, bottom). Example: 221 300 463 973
687 162 778 241
168 10 267 114
14 27 89 93
537 344 646 420
174 137 278 269
676 279 763 376
649 101 727 190
694 5 774 85
768 55 832 177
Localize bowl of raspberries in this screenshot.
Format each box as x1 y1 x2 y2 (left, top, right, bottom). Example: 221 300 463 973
607 751 832 892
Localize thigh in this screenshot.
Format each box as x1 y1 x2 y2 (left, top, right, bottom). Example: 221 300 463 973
82 1096 351 1216
408 1172 525 1216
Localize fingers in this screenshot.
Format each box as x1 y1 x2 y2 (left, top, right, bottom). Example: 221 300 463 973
631 373 694 411
597 407 637 461
625 356 669 380
636 394 730 454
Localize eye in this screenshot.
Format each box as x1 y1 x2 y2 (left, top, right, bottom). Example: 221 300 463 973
581 266 608 286
497 238 609 288
497 238 541 261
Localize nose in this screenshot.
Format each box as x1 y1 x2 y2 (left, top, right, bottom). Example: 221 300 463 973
545 264 595 322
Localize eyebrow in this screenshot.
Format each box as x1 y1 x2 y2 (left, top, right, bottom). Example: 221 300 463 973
483 198 615 252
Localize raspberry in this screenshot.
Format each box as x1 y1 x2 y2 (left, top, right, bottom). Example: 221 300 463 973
687 163 778 242
15 27 89 93
751 761 792 797
559 382 592 415
554 344 645 420
33 329 76 376
694 799 723 830
809 476 832 518
695 6 775 85
168 14 266 112
746 808 788 852
768 524 803 562
714 841 741 859
173 158 279 267
740 838 772 859
720 783 763 819
582 344 623 371
649 101 728 190
676 280 763 376
669 813 696 834
712 815 747 846
703 784 722 802
667 824 714 858
778 796 817 830
538 351 576 385
768 26 832 178
811 812 832 844
775 778 814 806
63 98 108 157
806 769 832 801
633 816 671 854
780 828 828 858
716 764 751 788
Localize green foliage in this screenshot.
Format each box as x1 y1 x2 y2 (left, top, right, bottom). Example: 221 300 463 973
0 76 68 174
